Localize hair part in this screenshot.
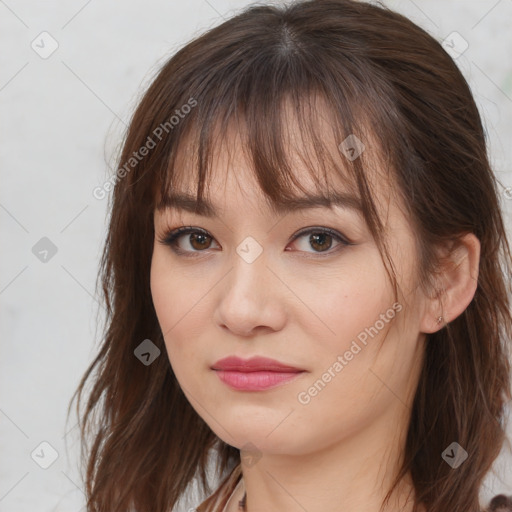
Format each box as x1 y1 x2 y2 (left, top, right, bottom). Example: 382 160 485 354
69 1 512 511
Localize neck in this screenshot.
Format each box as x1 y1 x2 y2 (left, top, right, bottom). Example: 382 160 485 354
234 413 421 512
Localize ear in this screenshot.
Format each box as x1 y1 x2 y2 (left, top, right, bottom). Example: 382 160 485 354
420 233 480 334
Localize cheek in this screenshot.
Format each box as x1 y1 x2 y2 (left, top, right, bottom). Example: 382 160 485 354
290 256 406 418
150 253 174 333
150 251 211 367
294 253 393 354
151 250 198 331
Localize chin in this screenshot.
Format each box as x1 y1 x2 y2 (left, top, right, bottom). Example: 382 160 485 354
211 419 311 457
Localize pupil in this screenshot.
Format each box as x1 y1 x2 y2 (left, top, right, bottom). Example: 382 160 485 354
191 233 209 249
186 232 333 252
311 233 331 252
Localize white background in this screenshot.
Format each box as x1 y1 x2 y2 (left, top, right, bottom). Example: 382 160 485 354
1 1 511 511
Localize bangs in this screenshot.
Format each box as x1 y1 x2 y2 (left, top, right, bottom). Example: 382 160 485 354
134 15 407 302
153 60 396 227
157 90 369 216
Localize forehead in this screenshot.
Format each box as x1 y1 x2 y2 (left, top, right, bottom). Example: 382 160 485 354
156 188 366 220
156 136 364 220
154 93 394 223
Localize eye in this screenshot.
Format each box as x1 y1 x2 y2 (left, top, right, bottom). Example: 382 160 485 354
157 225 352 257
157 226 219 256
287 226 352 256
285 227 353 257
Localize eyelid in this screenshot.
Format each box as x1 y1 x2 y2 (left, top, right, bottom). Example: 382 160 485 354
157 224 354 257
291 226 352 246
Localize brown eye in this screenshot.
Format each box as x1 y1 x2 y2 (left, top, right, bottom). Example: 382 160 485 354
158 227 219 255
188 232 213 250
309 232 334 252
288 227 351 255
158 225 352 258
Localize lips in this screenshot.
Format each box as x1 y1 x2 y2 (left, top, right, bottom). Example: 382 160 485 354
211 356 304 372
211 356 306 391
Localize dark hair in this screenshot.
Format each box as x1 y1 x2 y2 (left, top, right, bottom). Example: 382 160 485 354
69 1 512 511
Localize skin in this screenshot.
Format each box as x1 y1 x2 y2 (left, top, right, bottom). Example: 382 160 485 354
150 113 480 512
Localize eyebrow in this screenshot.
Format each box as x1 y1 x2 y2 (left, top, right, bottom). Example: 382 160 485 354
156 191 364 217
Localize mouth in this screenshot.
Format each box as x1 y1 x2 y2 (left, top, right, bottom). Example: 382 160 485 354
211 356 306 391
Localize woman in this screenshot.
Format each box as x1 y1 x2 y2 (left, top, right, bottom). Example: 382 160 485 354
70 1 512 511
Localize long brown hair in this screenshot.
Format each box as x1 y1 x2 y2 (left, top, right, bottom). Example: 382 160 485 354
69 1 512 511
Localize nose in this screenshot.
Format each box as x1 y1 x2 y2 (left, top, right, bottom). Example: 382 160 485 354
213 247 287 337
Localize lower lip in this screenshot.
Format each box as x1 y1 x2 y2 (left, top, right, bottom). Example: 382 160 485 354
214 370 304 391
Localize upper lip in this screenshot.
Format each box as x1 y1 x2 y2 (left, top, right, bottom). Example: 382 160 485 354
211 356 305 373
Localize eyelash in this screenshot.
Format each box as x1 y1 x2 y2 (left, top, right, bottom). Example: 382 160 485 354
157 225 353 258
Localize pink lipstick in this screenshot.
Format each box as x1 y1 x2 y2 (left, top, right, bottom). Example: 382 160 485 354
211 356 305 391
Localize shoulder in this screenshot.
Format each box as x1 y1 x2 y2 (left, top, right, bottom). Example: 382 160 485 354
485 494 512 512
195 463 242 512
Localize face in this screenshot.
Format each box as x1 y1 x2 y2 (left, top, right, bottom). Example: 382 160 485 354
150 119 429 458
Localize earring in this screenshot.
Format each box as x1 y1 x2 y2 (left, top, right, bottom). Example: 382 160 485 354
437 316 443 324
